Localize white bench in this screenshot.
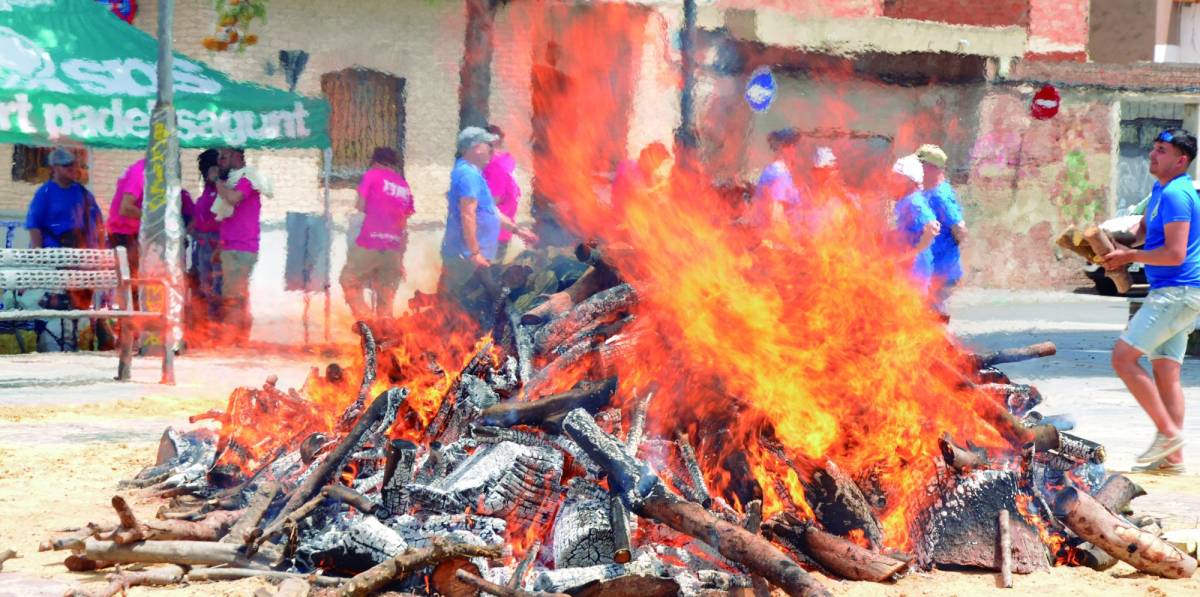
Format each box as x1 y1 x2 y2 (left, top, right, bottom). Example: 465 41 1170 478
0 247 173 383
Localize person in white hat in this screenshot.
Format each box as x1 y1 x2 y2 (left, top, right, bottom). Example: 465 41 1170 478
890 154 939 291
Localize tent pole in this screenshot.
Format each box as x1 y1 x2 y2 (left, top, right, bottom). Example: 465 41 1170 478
323 146 332 344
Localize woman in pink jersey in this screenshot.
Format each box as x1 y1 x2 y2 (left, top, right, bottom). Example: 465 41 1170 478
483 125 521 261
340 147 415 321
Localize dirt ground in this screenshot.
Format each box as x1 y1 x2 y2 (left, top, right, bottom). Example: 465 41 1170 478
1 289 1199 596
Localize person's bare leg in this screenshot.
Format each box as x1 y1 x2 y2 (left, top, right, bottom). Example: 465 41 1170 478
1112 340 1181 437
1152 358 1186 464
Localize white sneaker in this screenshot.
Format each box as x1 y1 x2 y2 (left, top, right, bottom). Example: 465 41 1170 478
1137 433 1185 464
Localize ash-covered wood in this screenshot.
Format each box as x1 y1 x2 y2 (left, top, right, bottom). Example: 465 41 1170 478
676 431 712 508
562 409 832 597
969 342 1056 369
1056 433 1106 464
977 383 1043 416
221 481 278 545
531 283 635 354
381 439 418 517
914 470 1049 574
332 537 501 597
480 377 618 431
1056 486 1197 579
553 480 616 567
511 540 542 590
803 460 884 550
456 568 569 597
1092 474 1146 514
259 388 407 550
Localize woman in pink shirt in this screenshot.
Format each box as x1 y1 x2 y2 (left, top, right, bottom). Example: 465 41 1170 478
339 147 415 321
190 149 223 321
483 125 521 261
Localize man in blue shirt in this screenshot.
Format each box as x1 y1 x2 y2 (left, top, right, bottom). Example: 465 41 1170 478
916 144 968 319
749 128 805 230
24 147 105 312
891 154 940 291
25 148 103 250
1103 128 1200 474
439 127 536 317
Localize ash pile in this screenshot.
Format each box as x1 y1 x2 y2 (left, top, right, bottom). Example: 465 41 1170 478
47 244 1197 597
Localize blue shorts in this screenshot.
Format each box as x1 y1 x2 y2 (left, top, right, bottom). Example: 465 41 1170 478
1121 286 1200 363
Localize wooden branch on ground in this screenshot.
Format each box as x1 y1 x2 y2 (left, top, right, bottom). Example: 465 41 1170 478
98 496 242 544
562 409 832 597
1056 486 1197 578
762 513 907 583
479 377 618 432
63 554 114 572
0 548 17 572
66 565 185 597
331 537 502 597
998 509 1012 588
83 539 276 569
185 567 343 587
1092 474 1146 514
803 461 884 551
43 528 99 552
256 388 407 552
456 568 569 597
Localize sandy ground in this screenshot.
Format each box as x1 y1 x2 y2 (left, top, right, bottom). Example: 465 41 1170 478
0 289 1199 596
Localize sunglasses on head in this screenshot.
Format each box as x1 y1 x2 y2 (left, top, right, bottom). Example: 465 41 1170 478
1157 130 1177 143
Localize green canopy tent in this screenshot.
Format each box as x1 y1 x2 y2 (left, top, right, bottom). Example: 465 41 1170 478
0 0 335 374
0 0 329 149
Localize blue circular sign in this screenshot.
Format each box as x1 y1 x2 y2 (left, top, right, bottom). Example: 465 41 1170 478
745 66 776 113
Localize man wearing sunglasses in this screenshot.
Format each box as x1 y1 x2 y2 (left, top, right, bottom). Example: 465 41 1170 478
1104 128 1200 474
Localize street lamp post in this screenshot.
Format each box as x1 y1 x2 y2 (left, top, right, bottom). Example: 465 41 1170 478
675 0 700 165
140 0 184 384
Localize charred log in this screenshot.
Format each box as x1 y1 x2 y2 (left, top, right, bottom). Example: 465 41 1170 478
1056 486 1197 578
1092 474 1146 514
803 461 884 550
480 377 618 432
510 540 542 590
222 482 279 545
676 432 712 508
610 495 632 564
456 568 569 597
562 409 831 597
63 554 114 572
531 284 635 355
939 434 990 472
337 322 379 431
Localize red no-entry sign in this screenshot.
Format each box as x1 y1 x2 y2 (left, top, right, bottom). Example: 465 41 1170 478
1031 85 1060 120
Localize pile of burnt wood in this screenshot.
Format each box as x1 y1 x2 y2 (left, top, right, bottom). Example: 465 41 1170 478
47 245 1197 597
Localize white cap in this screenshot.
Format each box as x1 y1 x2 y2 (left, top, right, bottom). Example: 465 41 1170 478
892 154 924 186
814 146 836 169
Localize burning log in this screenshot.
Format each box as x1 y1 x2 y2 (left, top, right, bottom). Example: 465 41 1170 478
969 342 1057 369
609 496 632 564
509 308 535 386
332 537 502 597
479 377 618 432
1055 486 1197 579
324 484 391 519
222 482 279 545
425 341 494 442
456 568 569 597
803 461 884 550
257 388 407 551
553 480 616 567
381 439 418 517
511 540 542 590
531 284 635 355
337 322 379 430
1066 542 1118 571
562 409 832 597
98 496 242 544
82 539 276 569
1093 474 1146 514
521 242 630 328
676 432 712 508
998 509 1012 588
1057 433 1106 464
978 383 1044 416
939 434 989 472
762 513 907 582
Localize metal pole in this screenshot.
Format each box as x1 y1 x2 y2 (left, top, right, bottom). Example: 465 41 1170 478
675 0 700 164
323 147 332 344
141 0 183 384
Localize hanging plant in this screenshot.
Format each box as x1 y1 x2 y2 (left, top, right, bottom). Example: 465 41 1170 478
202 0 267 52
